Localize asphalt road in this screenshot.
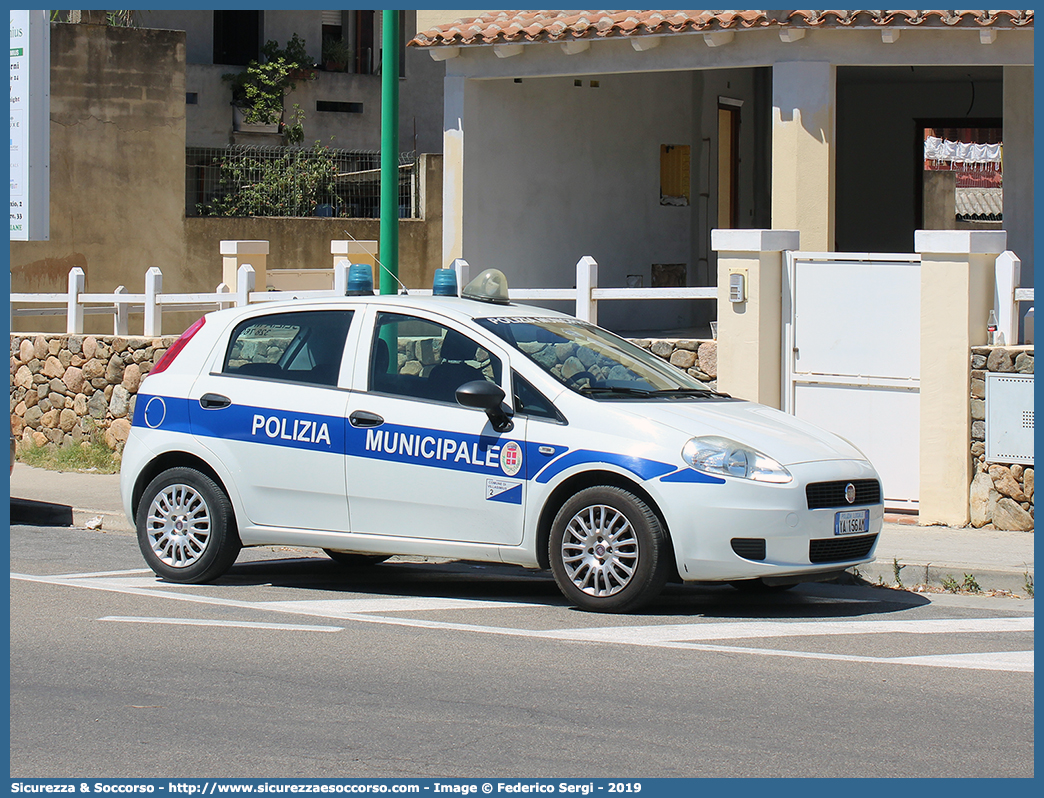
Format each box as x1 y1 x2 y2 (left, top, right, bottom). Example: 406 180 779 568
9 521 1034 779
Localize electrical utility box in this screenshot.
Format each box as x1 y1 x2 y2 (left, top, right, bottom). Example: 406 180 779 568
985 373 1034 464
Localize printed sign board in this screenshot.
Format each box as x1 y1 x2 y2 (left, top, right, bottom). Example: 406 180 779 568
10 9 49 241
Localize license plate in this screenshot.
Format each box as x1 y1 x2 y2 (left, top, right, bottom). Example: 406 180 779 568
834 509 869 536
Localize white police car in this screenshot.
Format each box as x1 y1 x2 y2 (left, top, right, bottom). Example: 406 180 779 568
120 267 883 612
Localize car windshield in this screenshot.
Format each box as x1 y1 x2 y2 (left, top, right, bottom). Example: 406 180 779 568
476 316 729 401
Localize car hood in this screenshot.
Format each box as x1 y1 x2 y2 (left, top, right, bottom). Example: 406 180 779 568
619 399 866 466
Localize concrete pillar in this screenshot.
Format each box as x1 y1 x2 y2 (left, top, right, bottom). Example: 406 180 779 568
1002 67 1033 296
915 229 1007 526
442 76 466 267
712 229 800 408
331 240 379 288
221 240 268 294
771 62 835 252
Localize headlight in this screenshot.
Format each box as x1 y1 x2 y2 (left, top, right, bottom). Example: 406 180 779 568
682 436 792 483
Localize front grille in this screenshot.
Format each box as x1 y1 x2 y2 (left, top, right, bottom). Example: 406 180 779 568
806 479 881 509
809 533 878 564
731 538 766 561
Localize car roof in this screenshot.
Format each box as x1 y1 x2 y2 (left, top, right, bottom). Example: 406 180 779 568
220 294 576 325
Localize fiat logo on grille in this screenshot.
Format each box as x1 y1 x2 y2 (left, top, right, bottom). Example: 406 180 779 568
845 483 857 504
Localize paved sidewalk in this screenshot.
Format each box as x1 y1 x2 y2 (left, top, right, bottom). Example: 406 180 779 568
7 463 1035 595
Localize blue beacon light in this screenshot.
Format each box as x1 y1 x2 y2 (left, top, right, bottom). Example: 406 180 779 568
432 268 458 297
345 263 374 296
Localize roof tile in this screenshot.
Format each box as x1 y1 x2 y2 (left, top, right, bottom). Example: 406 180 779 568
410 9 1034 47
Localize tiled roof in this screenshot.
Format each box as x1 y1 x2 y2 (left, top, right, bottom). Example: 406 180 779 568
410 9 1034 47
956 187 1003 219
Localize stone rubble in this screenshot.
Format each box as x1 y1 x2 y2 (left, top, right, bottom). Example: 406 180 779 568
10 334 176 453
969 346 1034 531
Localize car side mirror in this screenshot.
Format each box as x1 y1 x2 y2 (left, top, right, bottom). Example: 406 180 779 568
455 380 514 433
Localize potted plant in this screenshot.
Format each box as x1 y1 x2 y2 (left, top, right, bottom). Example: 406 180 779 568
225 61 290 133
322 35 353 72
268 33 317 81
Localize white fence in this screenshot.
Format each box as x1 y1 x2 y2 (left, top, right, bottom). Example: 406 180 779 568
9 257 719 336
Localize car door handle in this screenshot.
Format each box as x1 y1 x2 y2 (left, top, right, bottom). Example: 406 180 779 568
199 393 231 410
349 410 384 428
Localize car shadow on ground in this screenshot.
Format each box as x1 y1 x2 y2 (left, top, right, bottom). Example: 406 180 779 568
171 553 931 619
9 498 74 527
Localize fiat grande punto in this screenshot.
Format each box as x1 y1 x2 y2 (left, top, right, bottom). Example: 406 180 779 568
120 268 883 612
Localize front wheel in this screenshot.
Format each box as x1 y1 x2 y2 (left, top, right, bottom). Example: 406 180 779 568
549 486 670 613
136 467 241 583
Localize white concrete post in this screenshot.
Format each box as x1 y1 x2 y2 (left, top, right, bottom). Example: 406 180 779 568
67 267 85 334
915 229 1007 526
712 229 800 407
221 240 269 295
451 258 470 294
333 261 349 295
143 267 163 336
575 256 599 324
331 240 379 288
236 264 256 307
442 76 466 268
994 250 1020 345
113 286 129 335
216 283 233 310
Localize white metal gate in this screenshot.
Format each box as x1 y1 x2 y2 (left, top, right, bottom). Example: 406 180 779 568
783 252 921 510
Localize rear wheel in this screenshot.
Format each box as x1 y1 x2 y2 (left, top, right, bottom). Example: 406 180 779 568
549 486 670 613
136 467 240 583
323 550 391 566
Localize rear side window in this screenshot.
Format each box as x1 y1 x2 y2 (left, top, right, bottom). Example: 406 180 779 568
222 310 354 387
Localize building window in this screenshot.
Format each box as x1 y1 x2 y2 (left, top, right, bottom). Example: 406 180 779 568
213 10 261 66
660 144 690 207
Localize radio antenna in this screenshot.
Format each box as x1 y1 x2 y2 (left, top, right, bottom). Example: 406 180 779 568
342 230 407 295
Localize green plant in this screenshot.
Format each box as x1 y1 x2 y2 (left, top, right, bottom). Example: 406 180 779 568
17 435 120 474
941 575 961 593
284 103 305 145
264 33 313 72
223 35 312 127
962 573 982 594
199 141 338 218
224 60 293 126
322 35 353 69
52 10 138 26
1024 571 1034 597
892 557 906 588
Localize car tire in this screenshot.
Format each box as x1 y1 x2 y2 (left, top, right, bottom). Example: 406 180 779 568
136 467 241 584
323 550 391 566
549 486 670 613
729 579 798 593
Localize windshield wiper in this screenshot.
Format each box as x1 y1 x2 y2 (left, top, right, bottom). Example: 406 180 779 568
648 388 731 398
578 385 652 396
578 385 731 399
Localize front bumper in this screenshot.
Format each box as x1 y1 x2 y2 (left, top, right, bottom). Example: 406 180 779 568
659 459 884 582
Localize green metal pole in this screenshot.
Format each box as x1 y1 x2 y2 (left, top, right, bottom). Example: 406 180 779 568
379 9 400 294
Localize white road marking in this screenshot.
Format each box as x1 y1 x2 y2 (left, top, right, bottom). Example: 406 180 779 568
45 568 154 580
12 570 1034 673
554 617 1035 643
99 616 342 632
254 597 534 613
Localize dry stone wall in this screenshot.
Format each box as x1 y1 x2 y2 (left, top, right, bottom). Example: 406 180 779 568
10 334 177 452
969 346 1034 531
629 338 718 390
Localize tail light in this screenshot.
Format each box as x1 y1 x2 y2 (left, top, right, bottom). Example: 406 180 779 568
150 316 206 376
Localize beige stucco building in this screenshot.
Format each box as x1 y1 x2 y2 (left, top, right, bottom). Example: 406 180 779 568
411 10 1033 334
